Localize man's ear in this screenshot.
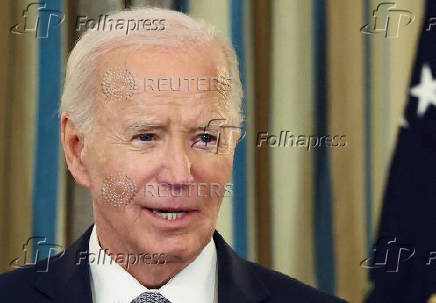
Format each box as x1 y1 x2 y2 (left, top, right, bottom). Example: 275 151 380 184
60 113 90 187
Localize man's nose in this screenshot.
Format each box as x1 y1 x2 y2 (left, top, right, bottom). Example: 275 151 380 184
156 138 194 185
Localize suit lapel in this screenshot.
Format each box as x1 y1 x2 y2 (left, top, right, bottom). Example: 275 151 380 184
214 231 270 303
34 226 94 303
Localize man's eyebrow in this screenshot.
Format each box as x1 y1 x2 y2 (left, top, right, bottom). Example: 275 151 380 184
194 123 226 131
124 121 230 132
192 126 217 132
124 122 164 132
194 119 236 131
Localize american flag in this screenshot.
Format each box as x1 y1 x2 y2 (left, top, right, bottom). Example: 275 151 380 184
366 1 436 302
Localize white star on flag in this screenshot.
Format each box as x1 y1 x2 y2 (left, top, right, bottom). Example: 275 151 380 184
410 64 436 117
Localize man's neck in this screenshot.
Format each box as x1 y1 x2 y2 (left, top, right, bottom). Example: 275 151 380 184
95 228 198 289
122 260 192 289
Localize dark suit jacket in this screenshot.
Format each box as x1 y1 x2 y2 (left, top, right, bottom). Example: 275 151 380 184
0 226 347 302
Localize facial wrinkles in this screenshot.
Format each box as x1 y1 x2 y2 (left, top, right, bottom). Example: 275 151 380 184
177 152 194 184
185 153 193 173
127 95 225 132
88 75 235 179
96 72 234 134
91 117 132 157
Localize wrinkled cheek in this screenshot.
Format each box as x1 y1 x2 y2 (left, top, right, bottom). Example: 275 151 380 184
84 144 119 179
124 204 144 223
198 154 233 177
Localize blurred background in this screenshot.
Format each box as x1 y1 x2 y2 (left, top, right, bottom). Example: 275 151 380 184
0 0 426 302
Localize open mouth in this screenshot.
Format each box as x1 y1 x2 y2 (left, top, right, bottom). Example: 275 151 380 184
151 210 187 220
143 207 196 221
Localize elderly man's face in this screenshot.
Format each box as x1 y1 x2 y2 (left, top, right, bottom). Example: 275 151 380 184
79 44 236 263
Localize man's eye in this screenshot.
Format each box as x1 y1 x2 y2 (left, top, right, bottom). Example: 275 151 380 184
136 134 155 141
192 133 217 150
199 134 214 143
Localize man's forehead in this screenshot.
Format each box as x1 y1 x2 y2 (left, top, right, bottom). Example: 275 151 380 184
94 43 232 128
97 43 224 76
105 88 223 109
96 45 230 100
101 91 223 122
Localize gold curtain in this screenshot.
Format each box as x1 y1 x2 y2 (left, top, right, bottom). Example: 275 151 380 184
0 0 38 274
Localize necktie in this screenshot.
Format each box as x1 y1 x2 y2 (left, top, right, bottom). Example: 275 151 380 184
130 292 172 303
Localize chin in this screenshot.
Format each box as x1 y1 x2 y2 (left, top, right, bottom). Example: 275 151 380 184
146 229 213 263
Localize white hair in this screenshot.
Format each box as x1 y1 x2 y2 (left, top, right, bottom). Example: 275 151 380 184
60 7 243 134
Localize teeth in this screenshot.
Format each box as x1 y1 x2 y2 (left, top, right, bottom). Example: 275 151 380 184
152 210 186 220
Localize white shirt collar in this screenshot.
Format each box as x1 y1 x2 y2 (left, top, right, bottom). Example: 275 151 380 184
88 225 217 303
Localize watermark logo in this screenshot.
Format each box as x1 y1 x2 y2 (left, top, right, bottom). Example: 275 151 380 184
101 68 137 101
195 119 245 154
361 2 414 38
11 3 166 39
100 68 234 102
144 182 233 198
144 76 232 93
360 237 415 272
10 2 64 39
76 16 165 35
361 236 436 272
101 173 137 207
256 131 347 151
76 250 166 269
9 236 65 272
